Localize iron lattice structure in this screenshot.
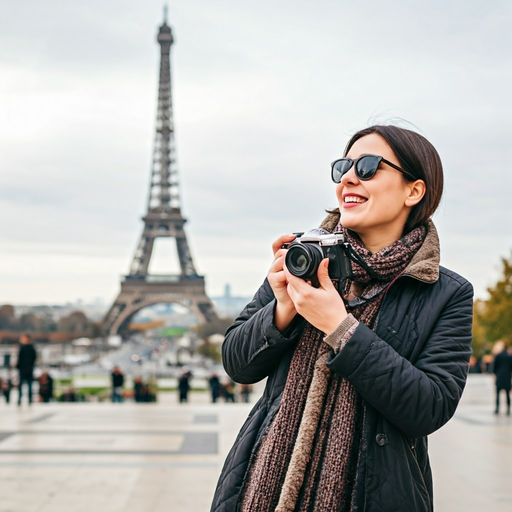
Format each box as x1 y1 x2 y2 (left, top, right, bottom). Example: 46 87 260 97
103 14 218 336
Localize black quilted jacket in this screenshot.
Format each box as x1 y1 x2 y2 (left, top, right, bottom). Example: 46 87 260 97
211 226 473 512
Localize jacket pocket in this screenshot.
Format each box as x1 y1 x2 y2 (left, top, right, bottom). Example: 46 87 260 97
383 314 418 356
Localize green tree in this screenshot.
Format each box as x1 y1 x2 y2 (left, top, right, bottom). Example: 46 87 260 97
196 340 222 363
472 300 489 358
478 253 512 345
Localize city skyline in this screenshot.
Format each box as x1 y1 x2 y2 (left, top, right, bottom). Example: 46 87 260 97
1 0 511 305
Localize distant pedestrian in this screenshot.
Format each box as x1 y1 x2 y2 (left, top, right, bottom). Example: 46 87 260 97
133 376 144 402
494 340 512 415
38 371 54 403
1 374 13 404
111 366 125 403
240 384 253 403
16 333 37 406
223 379 236 403
178 371 191 403
60 387 77 402
209 373 221 403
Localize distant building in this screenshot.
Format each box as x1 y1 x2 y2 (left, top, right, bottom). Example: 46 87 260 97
14 301 106 323
211 284 251 318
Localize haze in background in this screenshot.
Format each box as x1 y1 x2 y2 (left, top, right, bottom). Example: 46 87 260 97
0 0 510 305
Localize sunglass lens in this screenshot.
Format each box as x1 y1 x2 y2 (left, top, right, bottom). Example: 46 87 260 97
331 159 352 183
356 156 379 180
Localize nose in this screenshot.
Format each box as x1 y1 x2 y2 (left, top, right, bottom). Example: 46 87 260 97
340 164 360 187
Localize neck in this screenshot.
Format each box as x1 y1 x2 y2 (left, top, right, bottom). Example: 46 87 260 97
357 227 404 254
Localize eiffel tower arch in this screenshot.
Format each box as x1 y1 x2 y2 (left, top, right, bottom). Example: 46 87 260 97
103 12 218 337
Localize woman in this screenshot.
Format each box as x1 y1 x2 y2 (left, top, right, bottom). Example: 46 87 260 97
211 125 473 512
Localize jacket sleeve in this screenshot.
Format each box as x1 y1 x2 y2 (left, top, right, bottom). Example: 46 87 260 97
327 279 474 438
222 278 305 384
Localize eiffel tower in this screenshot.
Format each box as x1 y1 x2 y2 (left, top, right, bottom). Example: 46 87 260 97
103 11 218 336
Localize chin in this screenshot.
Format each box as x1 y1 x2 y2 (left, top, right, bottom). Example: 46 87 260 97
339 213 358 230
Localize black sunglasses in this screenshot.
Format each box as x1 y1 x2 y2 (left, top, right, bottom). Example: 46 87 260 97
331 154 416 183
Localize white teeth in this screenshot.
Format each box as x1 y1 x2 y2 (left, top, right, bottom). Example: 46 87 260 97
344 196 367 203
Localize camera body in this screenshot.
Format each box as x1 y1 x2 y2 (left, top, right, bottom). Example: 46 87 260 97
284 228 353 287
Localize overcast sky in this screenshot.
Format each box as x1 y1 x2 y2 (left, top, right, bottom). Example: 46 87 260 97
1 0 511 307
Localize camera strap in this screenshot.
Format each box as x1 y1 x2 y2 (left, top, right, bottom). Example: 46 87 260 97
344 244 381 281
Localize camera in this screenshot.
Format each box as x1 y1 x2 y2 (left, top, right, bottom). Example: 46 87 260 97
283 228 353 287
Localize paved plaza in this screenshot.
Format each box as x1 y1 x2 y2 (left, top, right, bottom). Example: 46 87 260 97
0 374 510 511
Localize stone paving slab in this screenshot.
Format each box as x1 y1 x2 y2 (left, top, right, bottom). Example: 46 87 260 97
0 375 510 511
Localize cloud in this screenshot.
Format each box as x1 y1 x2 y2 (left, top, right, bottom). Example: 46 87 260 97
0 0 511 304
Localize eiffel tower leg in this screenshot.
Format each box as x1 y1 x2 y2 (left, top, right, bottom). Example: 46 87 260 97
176 234 197 276
103 293 129 336
130 231 155 276
137 236 154 276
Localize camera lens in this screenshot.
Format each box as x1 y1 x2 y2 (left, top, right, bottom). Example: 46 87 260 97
294 254 308 272
285 244 323 280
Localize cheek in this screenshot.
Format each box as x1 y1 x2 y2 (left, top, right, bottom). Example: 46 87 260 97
335 184 344 203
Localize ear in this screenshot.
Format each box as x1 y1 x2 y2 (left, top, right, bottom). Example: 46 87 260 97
405 179 426 207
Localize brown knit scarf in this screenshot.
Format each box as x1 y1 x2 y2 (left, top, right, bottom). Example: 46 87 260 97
240 223 427 512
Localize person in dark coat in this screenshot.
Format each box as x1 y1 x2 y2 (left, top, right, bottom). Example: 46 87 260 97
1 374 13 404
209 373 221 403
133 376 144 402
111 366 125 403
211 125 473 512
38 370 54 403
240 384 252 403
493 341 512 415
223 379 236 403
178 371 191 403
16 333 37 406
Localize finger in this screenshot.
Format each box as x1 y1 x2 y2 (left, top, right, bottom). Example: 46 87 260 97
270 255 286 272
287 282 297 303
283 263 313 292
272 248 289 262
317 258 333 290
270 270 288 287
272 234 297 256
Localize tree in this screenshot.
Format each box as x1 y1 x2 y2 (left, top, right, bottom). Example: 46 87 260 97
197 340 222 363
193 317 234 339
19 313 42 332
0 305 17 329
57 311 91 334
477 253 512 346
472 300 489 358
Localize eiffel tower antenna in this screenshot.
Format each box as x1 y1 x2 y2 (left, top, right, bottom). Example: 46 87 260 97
103 14 218 337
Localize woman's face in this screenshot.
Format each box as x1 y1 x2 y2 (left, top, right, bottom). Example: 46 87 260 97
336 133 423 249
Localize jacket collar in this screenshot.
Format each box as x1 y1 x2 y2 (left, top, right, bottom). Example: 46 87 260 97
319 212 440 284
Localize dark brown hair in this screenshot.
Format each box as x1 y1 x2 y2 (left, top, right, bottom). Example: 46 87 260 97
340 125 444 234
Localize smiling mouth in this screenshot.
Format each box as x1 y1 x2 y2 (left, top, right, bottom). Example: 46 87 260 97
344 196 367 204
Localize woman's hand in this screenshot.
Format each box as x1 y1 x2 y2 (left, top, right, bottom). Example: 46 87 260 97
284 258 348 335
267 234 298 332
